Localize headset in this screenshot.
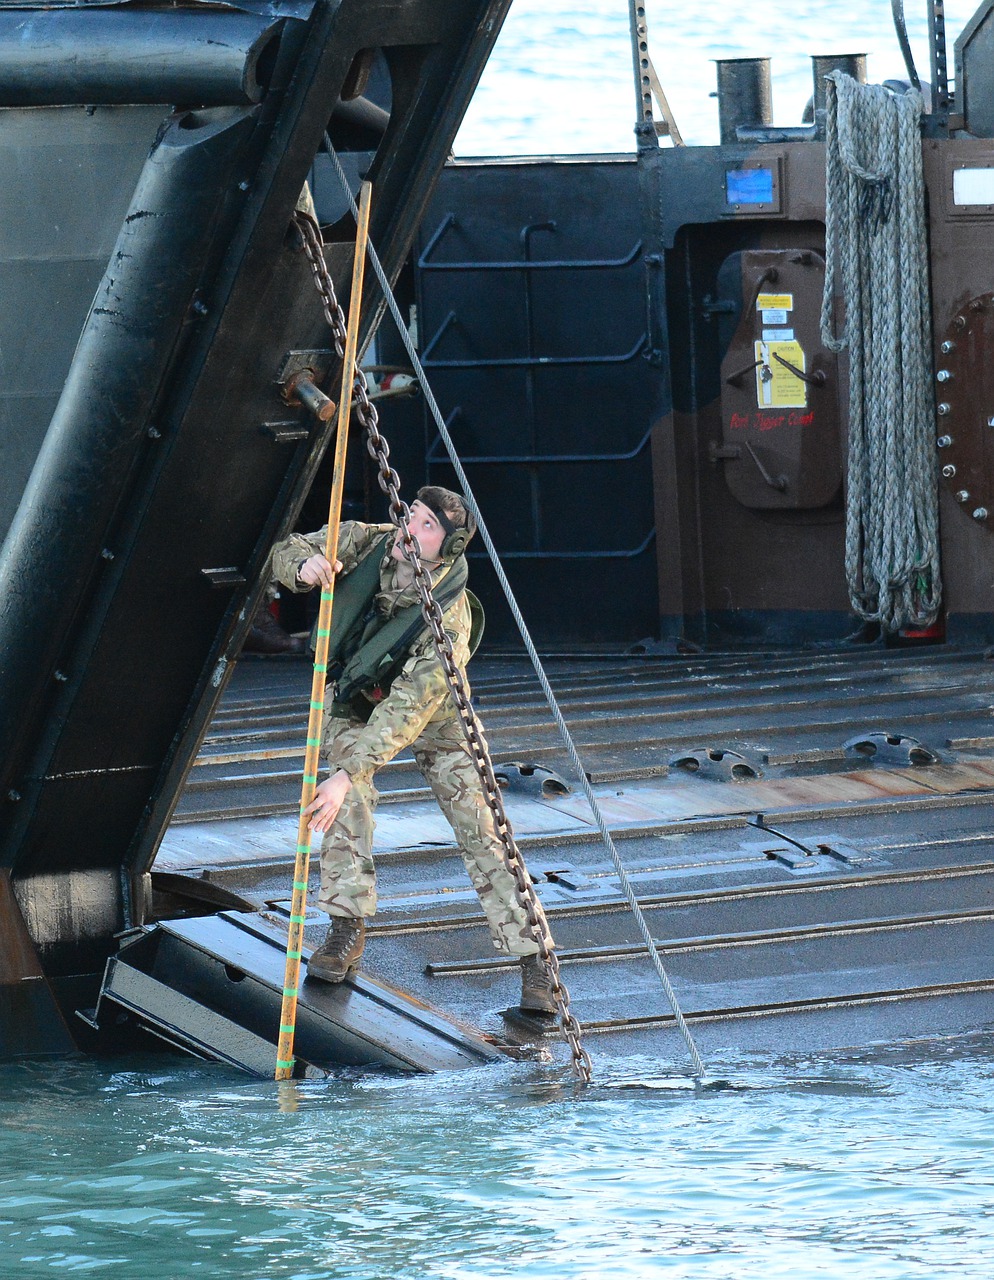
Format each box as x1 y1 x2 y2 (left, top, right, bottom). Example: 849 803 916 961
416 486 476 561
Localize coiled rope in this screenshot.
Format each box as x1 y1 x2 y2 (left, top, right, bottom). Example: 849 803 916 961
324 138 707 1081
820 72 941 632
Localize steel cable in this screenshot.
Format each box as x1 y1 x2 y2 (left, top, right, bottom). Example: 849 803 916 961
820 73 940 633
322 139 706 1080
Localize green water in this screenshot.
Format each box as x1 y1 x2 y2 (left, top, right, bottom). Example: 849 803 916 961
2 1040 993 1278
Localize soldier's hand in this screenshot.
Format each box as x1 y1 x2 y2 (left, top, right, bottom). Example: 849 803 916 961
304 769 353 833
297 554 342 588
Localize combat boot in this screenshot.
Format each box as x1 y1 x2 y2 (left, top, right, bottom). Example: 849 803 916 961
242 605 305 655
520 952 558 1016
307 916 366 983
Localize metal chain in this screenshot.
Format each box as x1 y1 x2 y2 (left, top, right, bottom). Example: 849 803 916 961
294 210 592 1084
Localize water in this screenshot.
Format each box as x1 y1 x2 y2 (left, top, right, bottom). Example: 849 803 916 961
4 1041 994 1277
455 0 982 154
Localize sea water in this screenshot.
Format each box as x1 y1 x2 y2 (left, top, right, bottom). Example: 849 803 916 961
3 1040 994 1277
456 0 982 155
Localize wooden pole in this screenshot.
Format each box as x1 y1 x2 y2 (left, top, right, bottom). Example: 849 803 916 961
275 180 373 1081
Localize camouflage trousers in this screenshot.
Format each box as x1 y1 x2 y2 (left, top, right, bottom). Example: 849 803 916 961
318 712 541 956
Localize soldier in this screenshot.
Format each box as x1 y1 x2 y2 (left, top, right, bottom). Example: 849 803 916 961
270 486 557 1015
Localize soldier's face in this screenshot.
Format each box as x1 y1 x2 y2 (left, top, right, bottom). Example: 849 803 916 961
392 500 446 564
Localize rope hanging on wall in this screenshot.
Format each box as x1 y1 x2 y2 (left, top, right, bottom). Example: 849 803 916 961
820 72 941 632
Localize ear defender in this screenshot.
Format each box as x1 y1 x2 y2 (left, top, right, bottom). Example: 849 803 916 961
440 523 471 560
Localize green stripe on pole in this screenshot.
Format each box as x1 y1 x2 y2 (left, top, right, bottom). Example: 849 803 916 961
293 880 308 891
280 1025 296 1035
310 700 323 711
306 737 321 747
289 914 306 924
276 1058 294 1070
283 988 298 999
316 628 330 638
287 950 301 961
314 664 327 673
303 774 317 784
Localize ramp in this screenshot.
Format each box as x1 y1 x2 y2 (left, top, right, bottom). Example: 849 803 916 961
88 912 503 1077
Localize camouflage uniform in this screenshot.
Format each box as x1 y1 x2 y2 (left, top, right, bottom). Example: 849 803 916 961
271 520 540 957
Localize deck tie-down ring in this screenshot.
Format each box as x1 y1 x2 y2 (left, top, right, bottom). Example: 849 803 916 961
670 746 763 781
843 731 937 766
494 760 572 798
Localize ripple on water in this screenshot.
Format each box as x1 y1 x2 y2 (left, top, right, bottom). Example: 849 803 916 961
1 1041 994 1276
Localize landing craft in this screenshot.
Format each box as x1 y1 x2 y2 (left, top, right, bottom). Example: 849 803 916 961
4 0 994 1078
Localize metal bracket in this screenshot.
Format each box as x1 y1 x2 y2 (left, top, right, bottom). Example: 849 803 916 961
529 861 592 891
749 816 890 873
200 566 246 588
261 420 311 443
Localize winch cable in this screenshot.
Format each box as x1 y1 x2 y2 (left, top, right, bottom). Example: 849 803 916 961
319 138 707 1082
819 73 941 633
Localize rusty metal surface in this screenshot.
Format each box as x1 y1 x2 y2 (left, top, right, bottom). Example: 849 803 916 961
934 291 994 524
644 141 850 646
925 138 994 637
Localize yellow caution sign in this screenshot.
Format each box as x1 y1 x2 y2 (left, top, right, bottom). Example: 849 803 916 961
756 292 794 312
754 340 807 409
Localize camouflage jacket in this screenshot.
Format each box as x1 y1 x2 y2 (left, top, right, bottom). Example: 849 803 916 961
270 520 472 783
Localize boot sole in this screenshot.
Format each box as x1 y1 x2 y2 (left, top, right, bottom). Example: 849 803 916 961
517 1001 558 1018
305 959 360 984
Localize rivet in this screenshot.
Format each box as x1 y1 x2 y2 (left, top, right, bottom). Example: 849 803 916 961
942 464 956 478
937 370 952 382
937 435 953 448
192 299 209 316
147 425 161 439
941 340 956 354
54 670 68 683
956 490 970 502
937 403 951 415
7 790 20 803
974 507 989 520
100 548 114 561
954 315 967 330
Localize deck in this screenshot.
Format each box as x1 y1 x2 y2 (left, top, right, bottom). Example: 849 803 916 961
152 645 994 1072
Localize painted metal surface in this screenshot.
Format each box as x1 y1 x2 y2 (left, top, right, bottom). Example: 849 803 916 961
95 914 502 1075
0 0 514 1053
0 8 285 106
411 158 659 646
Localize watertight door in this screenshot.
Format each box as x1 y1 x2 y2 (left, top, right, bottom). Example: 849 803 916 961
717 249 842 510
